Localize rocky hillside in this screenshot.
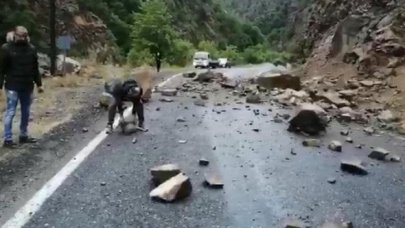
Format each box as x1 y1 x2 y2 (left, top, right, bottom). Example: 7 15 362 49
300 0 405 119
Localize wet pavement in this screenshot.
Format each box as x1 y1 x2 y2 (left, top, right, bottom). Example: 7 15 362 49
2 65 405 228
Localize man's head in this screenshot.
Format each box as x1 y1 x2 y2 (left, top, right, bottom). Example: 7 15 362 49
14 26 29 43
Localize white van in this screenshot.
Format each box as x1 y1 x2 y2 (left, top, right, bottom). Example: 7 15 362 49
193 51 210 68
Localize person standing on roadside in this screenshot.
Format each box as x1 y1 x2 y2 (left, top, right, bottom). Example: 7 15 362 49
0 26 43 148
155 51 161 73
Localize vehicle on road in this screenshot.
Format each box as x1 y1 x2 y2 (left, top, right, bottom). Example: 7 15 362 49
193 51 219 69
218 58 232 68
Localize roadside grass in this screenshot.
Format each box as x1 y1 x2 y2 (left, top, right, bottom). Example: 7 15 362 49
0 63 116 141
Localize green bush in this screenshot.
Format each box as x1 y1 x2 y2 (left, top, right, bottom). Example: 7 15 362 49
220 45 242 64
197 41 220 58
127 48 154 66
167 39 195 66
242 44 292 65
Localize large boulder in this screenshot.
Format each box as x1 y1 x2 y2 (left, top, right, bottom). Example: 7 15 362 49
256 73 301 90
99 92 113 108
149 173 192 202
194 71 222 82
288 108 327 136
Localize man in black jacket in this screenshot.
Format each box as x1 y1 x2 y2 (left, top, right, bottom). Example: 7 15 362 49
104 78 144 134
0 26 43 148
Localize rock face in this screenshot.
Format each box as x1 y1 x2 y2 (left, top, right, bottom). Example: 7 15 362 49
149 173 192 202
150 164 181 186
256 73 301 90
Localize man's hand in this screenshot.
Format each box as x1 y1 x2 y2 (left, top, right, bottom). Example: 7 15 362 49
37 86 44 94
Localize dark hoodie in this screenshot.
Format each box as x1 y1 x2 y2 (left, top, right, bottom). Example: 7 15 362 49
0 40 41 91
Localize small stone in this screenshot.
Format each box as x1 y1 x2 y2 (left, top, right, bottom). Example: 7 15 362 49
282 114 291 120
194 99 206 107
386 154 401 162
290 149 297 155
341 159 368 175
246 94 261 104
150 164 181 186
273 116 283 123
340 130 349 136
377 110 397 123
252 129 260 132
150 173 192 202
284 219 308 228
328 140 342 152
178 140 187 144
100 182 106 186
345 137 353 143
132 137 137 144
200 93 209 100
320 222 351 228
369 147 390 160
327 178 336 184
176 117 186 122
212 146 216 150
160 88 178 96
204 172 224 189
355 144 363 149
199 158 210 166
156 107 161 111
159 98 174 103
360 80 374 87
82 128 89 133
302 139 321 147
363 127 375 135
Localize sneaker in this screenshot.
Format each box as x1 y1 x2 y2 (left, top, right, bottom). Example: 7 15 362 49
19 136 37 144
3 140 17 148
106 124 113 134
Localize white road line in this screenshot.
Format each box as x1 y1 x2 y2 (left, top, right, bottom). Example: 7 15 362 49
2 73 181 228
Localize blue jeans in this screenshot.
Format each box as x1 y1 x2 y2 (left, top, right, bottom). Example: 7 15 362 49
3 90 33 142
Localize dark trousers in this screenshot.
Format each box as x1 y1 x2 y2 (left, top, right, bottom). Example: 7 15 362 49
108 97 144 126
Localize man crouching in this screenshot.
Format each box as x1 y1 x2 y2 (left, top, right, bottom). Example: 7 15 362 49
104 78 144 134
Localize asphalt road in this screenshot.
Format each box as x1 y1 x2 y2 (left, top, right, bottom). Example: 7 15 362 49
3 65 405 228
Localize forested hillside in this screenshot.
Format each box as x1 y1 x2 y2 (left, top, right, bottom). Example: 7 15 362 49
1 0 275 66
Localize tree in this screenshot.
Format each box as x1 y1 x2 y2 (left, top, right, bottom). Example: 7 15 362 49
129 0 177 65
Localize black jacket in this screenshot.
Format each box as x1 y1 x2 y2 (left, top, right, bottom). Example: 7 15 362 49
0 41 41 91
104 79 142 101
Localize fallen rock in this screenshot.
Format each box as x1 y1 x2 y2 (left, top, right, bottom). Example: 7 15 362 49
360 80 374 87
176 116 186 122
328 140 342 152
194 99 206 107
341 159 368 175
345 137 353 143
340 130 349 136
194 71 220 82
246 94 261 104
204 172 224 189
338 90 358 100
327 178 337 184
386 154 401 162
273 116 283 123
150 164 181 186
183 72 196 78
132 137 137 144
377 110 397 123
369 147 390 160
320 222 352 228
220 80 238 89
160 88 178 96
320 92 350 107
284 219 309 228
256 73 301 90
199 158 210 166
200 93 209 100
149 173 192 202
159 98 174 103
302 139 321 147
178 140 187 144
82 128 89 133
288 110 326 135
363 127 375 135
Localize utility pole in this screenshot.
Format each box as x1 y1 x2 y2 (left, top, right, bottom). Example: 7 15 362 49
50 0 57 75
